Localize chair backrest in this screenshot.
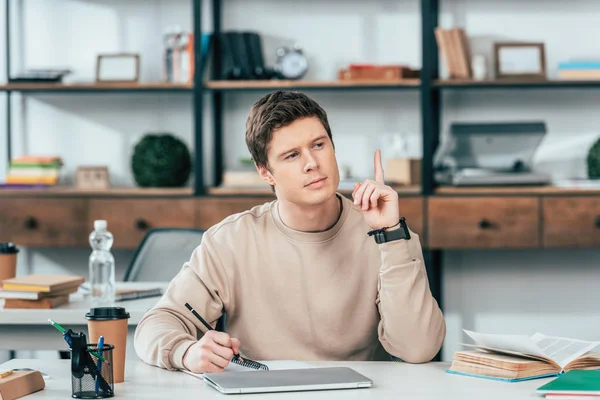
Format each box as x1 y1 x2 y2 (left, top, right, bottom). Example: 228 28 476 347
124 228 205 282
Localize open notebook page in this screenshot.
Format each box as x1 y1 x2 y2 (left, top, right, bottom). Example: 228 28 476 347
182 360 313 380
531 333 600 369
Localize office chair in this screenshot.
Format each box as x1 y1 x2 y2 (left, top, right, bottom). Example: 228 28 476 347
123 228 226 331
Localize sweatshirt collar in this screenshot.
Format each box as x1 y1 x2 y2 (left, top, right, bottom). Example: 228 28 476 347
271 193 352 243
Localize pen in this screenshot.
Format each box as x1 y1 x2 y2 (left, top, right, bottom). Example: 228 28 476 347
184 302 242 359
47 319 108 363
95 336 104 395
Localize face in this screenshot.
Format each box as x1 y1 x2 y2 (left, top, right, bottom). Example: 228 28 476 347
257 116 340 207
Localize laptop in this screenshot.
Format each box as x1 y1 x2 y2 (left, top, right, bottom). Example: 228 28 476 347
202 367 373 394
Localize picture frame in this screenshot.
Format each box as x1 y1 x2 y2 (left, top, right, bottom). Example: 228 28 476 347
76 166 110 190
494 42 546 80
96 53 140 83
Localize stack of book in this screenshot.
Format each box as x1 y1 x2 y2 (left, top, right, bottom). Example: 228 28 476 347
4 156 63 187
435 27 472 79
0 275 84 309
557 61 600 80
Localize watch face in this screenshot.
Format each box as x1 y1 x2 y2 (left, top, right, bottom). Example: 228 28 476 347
279 52 307 79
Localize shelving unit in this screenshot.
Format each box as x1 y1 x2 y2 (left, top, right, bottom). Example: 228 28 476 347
0 82 193 93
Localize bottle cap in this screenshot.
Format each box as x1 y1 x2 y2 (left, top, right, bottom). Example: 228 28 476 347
94 220 107 231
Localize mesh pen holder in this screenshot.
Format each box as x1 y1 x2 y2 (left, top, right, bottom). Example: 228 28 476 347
71 343 115 399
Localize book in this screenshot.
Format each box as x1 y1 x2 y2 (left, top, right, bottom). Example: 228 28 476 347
447 329 600 382
0 285 78 300
3 294 70 309
1 274 84 293
537 370 600 396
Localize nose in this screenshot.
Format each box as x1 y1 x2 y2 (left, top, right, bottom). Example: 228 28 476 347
303 152 319 173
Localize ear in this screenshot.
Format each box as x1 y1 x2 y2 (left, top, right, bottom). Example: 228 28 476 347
256 164 276 186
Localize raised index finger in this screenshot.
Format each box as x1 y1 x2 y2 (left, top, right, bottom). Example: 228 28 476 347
374 149 384 183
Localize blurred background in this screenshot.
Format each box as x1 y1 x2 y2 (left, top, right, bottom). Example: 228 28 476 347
1 0 599 363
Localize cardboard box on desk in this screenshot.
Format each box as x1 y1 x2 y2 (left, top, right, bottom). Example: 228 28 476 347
386 158 421 186
0 370 45 400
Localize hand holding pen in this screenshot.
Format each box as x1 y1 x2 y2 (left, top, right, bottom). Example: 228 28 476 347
182 303 241 374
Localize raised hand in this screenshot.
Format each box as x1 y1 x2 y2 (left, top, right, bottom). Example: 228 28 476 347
352 150 400 230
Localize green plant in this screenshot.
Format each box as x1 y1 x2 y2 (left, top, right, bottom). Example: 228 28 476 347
588 137 600 179
131 133 192 187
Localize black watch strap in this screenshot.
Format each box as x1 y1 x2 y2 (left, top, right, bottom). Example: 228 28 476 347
368 217 411 244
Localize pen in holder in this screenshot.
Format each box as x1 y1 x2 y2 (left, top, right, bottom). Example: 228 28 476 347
70 332 114 399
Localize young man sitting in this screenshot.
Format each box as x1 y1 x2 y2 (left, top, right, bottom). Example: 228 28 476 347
134 90 446 373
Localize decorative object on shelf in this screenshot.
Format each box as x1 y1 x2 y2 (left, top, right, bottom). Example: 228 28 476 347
557 60 600 80
379 133 421 185
588 137 600 179
163 26 210 84
494 42 546 80
435 27 472 79
9 69 71 83
96 53 140 83
338 64 420 81
131 133 192 187
76 166 110 190
471 55 487 80
274 44 308 80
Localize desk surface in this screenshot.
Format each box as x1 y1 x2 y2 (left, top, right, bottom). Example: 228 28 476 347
0 358 553 399
0 282 166 325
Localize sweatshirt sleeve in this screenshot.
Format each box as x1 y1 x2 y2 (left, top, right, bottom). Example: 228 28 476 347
133 232 233 370
375 231 446 363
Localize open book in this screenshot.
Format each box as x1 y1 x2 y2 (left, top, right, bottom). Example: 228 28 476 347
182 360 313 380
447 329 600 382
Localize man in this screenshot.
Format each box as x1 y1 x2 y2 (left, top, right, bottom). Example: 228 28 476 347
134 90 445 373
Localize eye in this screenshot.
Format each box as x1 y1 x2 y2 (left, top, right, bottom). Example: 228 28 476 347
314 142 324 148
285 152 298 160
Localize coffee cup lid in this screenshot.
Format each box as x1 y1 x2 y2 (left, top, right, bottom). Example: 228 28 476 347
0 242 19 254
85 307 130 321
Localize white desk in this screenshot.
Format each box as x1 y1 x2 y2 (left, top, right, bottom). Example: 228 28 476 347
0 358 553 399
0 282 166 357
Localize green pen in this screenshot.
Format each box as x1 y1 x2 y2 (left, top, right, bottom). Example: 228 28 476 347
48 319 109 363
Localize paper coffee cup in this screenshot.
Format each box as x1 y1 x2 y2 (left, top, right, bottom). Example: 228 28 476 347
86 307 130 383
0 242 19 287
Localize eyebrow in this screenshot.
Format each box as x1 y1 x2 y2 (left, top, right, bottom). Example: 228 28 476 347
277 135 328 159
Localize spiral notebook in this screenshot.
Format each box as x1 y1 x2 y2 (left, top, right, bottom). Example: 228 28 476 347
182 359 312 380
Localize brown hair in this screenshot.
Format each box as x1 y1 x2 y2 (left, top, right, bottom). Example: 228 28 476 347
245 90 333 169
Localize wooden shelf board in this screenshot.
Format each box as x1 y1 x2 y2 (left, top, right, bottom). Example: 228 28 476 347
0 186 194 197
0 82 193 92
204 79 420 90
435 186 600 195
208 185 421 196
436 78 600 89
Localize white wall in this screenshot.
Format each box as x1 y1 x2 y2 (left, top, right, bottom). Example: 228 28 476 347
0 0 599 362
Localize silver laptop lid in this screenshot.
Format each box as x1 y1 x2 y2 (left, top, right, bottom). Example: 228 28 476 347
203 367 373 394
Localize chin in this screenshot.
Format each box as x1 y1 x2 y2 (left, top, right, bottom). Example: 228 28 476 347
302 182 337 205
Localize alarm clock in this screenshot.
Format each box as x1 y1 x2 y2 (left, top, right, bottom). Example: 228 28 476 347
274 44 308 80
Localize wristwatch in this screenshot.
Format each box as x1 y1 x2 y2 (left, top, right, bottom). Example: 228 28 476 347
368 217 411 244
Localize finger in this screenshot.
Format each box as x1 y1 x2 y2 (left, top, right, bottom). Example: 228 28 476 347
353 180 370 206
201 358 225 373
231 338 241 355
208 349 232 369
369 188 381 209
211 331 233 348
361 183 377 211
352 182 360 200
211 341 234 362
374 149 384 183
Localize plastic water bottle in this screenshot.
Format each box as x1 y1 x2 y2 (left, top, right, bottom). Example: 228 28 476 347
89 220 115 306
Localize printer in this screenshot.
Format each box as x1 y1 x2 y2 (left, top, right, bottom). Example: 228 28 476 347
434 121 551 186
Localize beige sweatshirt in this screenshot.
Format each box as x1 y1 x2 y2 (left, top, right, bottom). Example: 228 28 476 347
134 194 446 370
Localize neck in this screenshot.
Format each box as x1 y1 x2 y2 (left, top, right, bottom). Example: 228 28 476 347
277 194 341 232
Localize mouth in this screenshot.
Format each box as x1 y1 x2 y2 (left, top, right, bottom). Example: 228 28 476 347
305 177 327 187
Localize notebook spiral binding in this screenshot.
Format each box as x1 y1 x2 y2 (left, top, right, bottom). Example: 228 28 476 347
231 354 269 371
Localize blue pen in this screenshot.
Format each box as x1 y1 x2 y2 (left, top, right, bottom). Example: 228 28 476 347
95 336 105 395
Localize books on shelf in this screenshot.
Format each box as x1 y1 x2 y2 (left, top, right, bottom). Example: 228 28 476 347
558 61 600 80
446 329 600 382
0 274 84 309
4 156 63 187
435 27 472 79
